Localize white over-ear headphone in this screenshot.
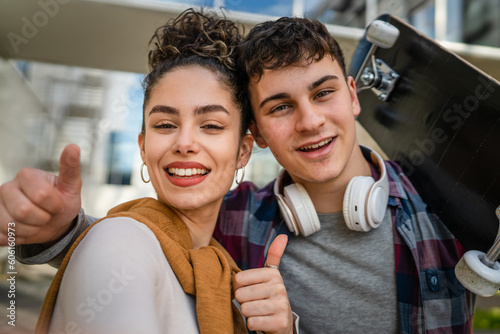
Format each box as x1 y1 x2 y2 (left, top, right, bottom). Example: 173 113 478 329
273 145 390 236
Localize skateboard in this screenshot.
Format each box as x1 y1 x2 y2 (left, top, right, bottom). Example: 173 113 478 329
349 14 500 296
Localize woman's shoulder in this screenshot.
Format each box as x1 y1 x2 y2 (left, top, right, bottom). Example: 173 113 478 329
60 216 177 299
70 216 167 272
86 216 159 242
52 218 195 334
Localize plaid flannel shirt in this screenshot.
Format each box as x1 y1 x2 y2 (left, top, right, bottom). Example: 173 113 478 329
214 160 475 333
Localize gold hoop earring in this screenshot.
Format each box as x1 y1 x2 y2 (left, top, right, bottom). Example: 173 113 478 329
141 163 150 183
235 165 245 185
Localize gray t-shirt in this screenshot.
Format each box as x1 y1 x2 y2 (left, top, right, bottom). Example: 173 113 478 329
279 209 398 333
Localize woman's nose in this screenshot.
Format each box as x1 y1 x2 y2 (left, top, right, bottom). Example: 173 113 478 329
172 128 200 154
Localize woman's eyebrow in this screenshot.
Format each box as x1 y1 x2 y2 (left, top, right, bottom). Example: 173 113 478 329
148 104 230 116
195 104 230 115
148 105 178 116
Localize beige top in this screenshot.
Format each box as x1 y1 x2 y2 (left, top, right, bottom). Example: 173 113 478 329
49 217 200 334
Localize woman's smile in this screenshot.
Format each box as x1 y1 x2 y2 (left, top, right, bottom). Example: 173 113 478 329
165 161 211 187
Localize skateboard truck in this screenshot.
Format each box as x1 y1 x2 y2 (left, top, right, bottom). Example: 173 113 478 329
354 19 400 101
455 205 500 296
357 56 399 101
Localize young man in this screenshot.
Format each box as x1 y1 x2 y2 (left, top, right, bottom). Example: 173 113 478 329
0 17 475 333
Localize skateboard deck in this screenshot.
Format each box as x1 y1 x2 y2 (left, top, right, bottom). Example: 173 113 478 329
349 14 500 253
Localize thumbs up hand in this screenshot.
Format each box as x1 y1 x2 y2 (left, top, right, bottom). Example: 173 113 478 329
0 144 83 245
233 235 294 334
263 234 288 269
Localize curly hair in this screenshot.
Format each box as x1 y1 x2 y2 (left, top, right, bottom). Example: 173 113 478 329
238 17 347 83
141 8 250 136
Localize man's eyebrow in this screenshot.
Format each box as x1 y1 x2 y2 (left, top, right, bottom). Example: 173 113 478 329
258 75 339 109
259 92 291 109
308 75 339 91
148 105 178 116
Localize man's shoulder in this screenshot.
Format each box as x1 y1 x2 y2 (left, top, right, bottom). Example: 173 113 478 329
385 161 461 246
217 179 279 234
223 179 277 208
383 159 405 182
382 160 415 201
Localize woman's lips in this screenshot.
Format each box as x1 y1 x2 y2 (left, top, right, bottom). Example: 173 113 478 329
164 162 210 187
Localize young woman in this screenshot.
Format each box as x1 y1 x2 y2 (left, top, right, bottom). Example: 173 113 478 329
35 9 293 334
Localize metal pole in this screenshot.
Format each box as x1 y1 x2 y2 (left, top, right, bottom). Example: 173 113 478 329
435 0 448 41
484 206 500 264
365 0 378 27
293 0 304 17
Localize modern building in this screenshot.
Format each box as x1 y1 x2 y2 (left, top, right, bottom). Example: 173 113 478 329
1 0 500 216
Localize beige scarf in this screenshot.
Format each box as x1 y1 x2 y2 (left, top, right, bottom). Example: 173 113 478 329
36 197 247 334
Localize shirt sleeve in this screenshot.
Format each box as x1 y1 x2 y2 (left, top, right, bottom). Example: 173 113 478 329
16 208 97 268
49 217 165 334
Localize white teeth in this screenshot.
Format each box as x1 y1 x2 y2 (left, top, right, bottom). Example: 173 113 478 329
301 138 332 151
167 168 208 177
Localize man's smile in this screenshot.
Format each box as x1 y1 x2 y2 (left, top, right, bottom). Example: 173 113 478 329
298 137 334 152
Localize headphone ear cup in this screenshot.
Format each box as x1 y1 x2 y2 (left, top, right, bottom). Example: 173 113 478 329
366 185 388 229
283 183 321 236
343 176 375 232
276 193 300 236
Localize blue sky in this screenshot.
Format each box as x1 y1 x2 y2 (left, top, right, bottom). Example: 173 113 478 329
155 0 325 17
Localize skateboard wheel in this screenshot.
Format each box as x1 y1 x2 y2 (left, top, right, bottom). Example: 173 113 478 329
366 20 400 48
455 250 500 297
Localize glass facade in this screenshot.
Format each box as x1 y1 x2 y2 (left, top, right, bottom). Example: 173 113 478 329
307 0 500 48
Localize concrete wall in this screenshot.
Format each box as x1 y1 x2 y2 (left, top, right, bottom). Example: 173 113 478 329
0 58 48 184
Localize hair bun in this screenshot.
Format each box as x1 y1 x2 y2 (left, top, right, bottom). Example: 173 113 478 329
148 9 242 71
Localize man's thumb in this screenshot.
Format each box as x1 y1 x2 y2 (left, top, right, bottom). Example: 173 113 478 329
57 144 82 194
264 234 288 268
